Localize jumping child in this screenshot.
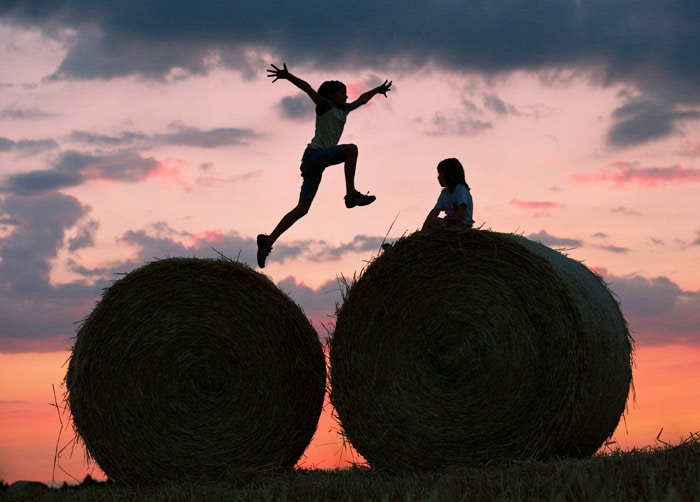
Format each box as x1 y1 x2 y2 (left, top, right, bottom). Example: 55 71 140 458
422 158 475 230
256 63 392 268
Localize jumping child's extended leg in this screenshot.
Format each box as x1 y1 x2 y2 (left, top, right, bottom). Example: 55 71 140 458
257 200 312 268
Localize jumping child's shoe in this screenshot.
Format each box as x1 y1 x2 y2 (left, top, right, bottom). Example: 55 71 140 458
256 234 272 268
344 190 376 208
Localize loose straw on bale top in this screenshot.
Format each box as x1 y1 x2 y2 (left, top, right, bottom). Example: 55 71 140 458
330 229 633 471
66 257 326 483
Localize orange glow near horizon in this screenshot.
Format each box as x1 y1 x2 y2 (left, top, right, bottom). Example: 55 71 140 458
1 344 698 484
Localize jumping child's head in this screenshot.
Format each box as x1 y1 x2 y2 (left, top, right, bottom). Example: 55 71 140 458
437 158 469 192
318 80 347 107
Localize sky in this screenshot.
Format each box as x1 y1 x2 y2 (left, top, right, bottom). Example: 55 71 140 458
1 0 699 484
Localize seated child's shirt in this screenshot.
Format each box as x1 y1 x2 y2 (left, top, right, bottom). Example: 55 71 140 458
435 184 474 226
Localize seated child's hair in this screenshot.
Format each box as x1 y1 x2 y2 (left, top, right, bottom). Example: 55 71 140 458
318 80 346 99
438 158 470 191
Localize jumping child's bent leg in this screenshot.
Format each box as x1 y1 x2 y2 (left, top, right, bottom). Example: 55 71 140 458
341 144 376 208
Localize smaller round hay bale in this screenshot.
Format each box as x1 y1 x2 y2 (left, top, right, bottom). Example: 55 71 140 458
330 229 633 471
66 257 326 483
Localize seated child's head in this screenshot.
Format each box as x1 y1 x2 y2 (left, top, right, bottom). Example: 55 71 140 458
437 158 467 190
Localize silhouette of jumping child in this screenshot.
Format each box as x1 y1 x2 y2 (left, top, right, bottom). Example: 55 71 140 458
422 158 475 230
257 63 392 268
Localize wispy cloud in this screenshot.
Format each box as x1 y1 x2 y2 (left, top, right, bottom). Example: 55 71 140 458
483 93 519 116
510 199 564 211
158 122 256 148
610 206 642 217
691 230 700 247
594 243 630 254
68 130 152 148
0 137 58 156
571 161 700 186
424 110 493 137
589 232 630 254
0 105 55 120
69 123 257 150
526 230 581 248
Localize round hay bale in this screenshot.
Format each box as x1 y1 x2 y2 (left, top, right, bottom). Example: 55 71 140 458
329 229 633 470
66 257 326 483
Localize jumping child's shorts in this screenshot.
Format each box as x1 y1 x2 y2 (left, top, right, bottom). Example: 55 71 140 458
298 145 348 202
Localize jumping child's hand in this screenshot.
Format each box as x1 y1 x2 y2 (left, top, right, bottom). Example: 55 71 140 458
376 80 393 97
267 63 290 82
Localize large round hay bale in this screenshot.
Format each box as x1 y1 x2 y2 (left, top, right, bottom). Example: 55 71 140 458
330 229 633 470
66 257 326 483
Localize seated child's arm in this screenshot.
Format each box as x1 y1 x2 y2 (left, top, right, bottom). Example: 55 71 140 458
451 203 467 227
422 208 441 230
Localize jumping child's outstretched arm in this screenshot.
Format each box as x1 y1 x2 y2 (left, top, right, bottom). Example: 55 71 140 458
347 80 392 111
267 63 325 107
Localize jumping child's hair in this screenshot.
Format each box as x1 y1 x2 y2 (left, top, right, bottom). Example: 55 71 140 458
318 80 346 99
438 158 470 192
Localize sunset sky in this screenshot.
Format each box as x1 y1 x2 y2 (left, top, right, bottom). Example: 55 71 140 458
1 0 699 485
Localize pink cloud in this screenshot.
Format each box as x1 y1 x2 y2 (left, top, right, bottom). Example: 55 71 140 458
188 229 225 247
509 198 564 210
149 159 194 191
571 161 700 186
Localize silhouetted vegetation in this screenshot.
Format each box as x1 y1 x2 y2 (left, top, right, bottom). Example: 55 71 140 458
4 440 699 501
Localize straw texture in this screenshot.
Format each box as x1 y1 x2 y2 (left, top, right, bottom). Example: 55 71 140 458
66 257 326 483
330 229 633 471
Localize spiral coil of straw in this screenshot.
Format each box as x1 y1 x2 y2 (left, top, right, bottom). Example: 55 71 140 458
330 229 633 470
66 257 326 483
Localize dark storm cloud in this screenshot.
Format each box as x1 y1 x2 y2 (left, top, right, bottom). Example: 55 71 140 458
1 1 696 93
4 1 699 145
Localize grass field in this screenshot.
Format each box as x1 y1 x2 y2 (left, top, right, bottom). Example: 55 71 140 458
2 438 698 501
